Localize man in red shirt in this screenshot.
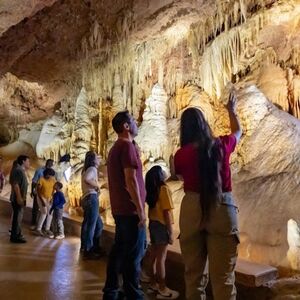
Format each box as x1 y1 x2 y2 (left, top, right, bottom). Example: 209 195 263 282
103 110 146 300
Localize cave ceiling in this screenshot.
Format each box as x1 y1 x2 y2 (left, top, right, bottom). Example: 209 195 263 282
0 0 300 128
0 0 213 83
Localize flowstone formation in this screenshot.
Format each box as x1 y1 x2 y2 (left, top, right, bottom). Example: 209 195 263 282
1 0 300 275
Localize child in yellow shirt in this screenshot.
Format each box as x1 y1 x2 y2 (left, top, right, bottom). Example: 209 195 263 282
35 168 56 238
145 166 179 299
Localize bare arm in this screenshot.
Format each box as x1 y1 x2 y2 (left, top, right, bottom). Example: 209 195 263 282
226 91 242 142
163 210 174 244
169 154 180 181
124 168 146 226
13 184 24 206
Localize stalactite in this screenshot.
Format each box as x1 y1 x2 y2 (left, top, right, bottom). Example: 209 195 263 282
292 76 300 118
197 8 271 99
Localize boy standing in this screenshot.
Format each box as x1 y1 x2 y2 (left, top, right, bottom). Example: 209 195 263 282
50 182 66 239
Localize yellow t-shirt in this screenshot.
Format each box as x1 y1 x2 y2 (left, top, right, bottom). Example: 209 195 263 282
148 185 174 225
38 177 56 201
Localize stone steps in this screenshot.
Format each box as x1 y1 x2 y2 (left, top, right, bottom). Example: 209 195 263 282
236 258 278 287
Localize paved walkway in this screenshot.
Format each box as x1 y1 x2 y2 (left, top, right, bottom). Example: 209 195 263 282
0 216 185 300
0 217 107 300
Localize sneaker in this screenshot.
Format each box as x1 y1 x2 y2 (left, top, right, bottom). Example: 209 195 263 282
157 287 179 299
45 230 54 239
30 225 36 231
147 283 159 294
55 234 65 240
34 229 45 236
10 237 27 243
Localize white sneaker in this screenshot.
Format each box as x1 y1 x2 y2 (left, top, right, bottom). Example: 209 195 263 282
45 230 54 239
157 287 179 299
55 234 65 240
30 225 36 231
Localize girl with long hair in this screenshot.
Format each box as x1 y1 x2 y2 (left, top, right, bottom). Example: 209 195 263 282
80 150 104 259
174 91 242 300
145 165 179 299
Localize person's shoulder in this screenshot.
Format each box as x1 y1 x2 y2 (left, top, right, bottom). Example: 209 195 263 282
57 191 65 197
175 144 195 157
14 166 24 175
38 176 46 183
160 184 169 192
218 134 236 144
160 184 171 196
11 167 21 178
86 166 97 172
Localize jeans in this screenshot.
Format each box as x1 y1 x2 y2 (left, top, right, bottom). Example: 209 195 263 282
53 208 64 235
11 201 24 240
81 193 103 251
103 215 147 300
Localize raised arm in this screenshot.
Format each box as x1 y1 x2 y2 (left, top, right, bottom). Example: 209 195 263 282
226 91 242 142
124 168 146 227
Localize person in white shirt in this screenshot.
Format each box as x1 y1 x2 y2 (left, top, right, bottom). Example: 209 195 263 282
80 151 104 259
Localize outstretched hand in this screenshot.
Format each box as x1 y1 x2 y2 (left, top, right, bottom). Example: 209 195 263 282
226 90 237 113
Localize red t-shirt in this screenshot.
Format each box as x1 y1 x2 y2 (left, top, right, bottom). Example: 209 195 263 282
107 139 146 216
174 134 237 193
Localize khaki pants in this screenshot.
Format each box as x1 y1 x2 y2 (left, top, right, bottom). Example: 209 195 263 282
36 196 53 231
179 192 239 300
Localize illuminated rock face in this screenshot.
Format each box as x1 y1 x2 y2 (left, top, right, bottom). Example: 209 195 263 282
1 0 300 271
230 86 300 269
136 84 169 165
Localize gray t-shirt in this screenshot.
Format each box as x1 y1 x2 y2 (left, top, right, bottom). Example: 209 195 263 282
81 166 98 199
10 166 28 203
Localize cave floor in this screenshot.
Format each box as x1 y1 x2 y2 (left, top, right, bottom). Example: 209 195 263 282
0 216 185 300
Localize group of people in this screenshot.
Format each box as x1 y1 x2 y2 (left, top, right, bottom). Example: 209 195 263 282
100 89 241 300
3 88 241 300
8 157 66 243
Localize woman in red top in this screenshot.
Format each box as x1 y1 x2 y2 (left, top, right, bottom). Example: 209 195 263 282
174 91 242 300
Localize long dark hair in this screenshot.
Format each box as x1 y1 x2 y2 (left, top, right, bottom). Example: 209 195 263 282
180 108 222 221
82 151 96 173
145 165 165 209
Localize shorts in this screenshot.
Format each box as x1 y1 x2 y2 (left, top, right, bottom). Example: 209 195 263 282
149 220 169 245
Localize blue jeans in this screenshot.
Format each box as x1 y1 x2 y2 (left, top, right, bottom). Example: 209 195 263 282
103 215 147 300
80 194 103 251
53 208 64 236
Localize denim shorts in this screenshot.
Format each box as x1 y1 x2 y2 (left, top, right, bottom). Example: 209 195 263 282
149 220 169 245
